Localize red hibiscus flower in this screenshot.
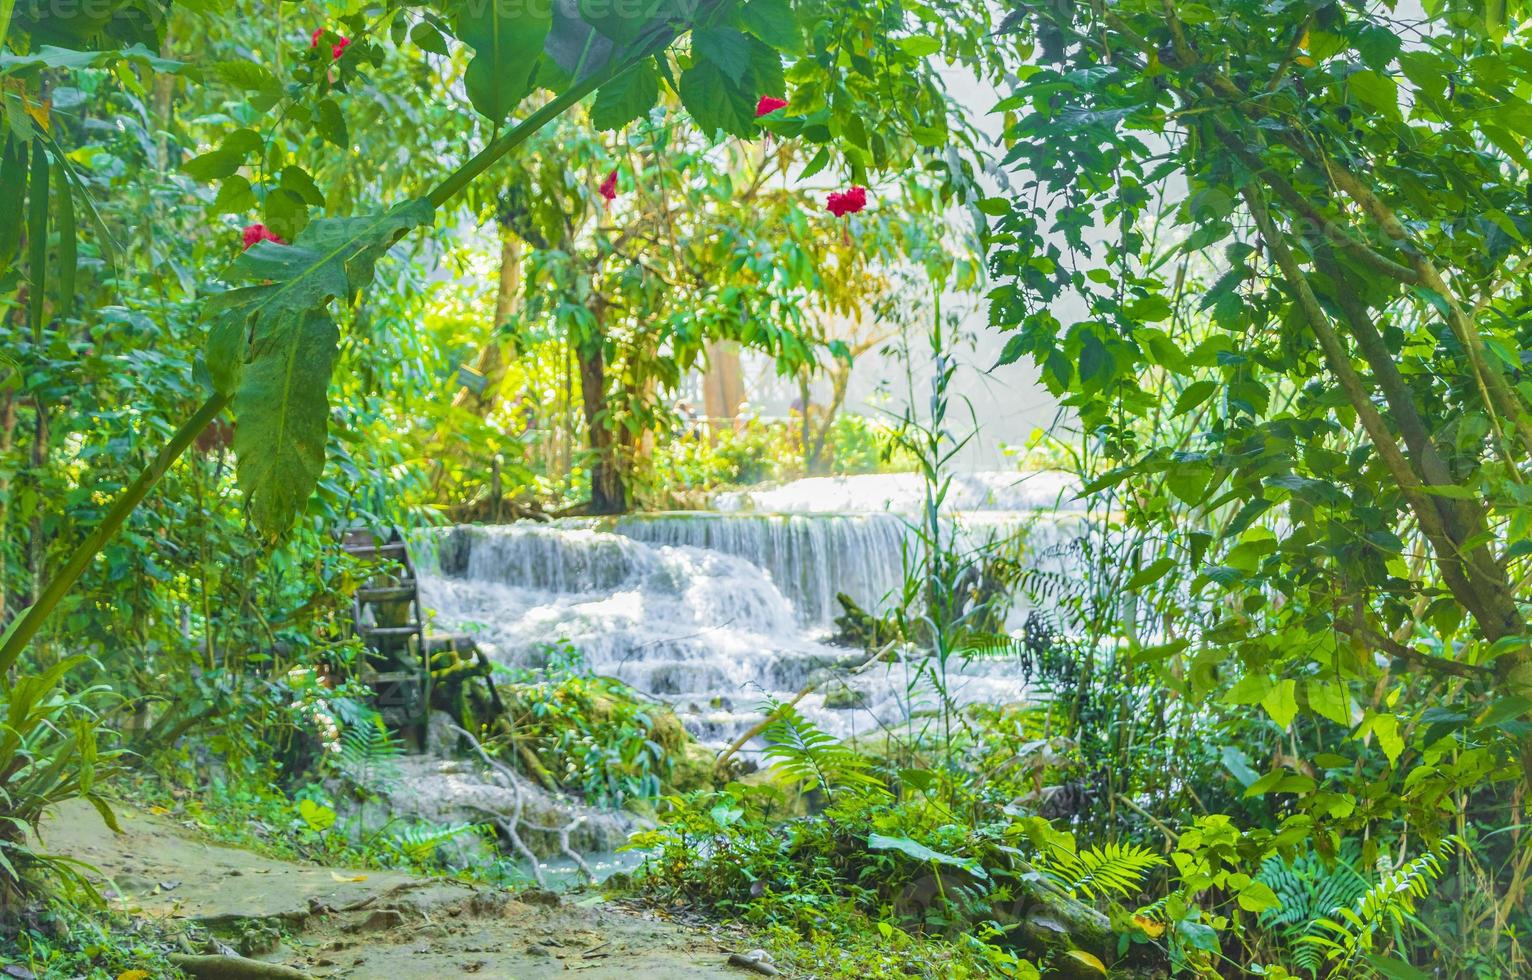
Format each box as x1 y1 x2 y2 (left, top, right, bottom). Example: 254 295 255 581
241 223 285 250
826 185 868 217
311 27 351 60
755 96 789 117
599 169 618 203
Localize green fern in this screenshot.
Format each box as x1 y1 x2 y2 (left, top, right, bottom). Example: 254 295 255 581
1036 841 1165 901
1304 837 1460 973
760 702 885 801
1256 841 1369 975
337 716 403 789
386 822 472 865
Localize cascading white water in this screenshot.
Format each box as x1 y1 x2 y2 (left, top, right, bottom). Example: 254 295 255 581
416 471 1084 748
714 470 1083 515
613 513 910 627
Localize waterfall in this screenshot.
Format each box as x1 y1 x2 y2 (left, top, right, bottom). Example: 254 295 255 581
614 513 910 627
417 471 1083 748
714 469 1082 515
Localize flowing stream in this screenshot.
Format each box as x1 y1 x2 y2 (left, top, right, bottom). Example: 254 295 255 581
417 471 1083 749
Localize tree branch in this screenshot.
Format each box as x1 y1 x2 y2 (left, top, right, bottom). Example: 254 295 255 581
1332 618 1491 680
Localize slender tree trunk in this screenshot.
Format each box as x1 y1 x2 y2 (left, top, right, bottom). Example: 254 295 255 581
152 22 176 172
452 228 523 418
0 390 15 625
701 340 745 437
797 370 813 471
578 336 626 515
799 360 853 476
27 402 48 605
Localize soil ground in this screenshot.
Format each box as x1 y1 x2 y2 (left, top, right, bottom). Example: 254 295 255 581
38 799 761 979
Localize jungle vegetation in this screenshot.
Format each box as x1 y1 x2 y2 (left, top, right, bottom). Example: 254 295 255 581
2 0 1531 977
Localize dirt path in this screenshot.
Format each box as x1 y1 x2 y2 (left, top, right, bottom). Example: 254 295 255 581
40 800 760 979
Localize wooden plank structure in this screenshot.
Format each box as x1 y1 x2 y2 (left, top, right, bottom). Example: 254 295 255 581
340 527 505 747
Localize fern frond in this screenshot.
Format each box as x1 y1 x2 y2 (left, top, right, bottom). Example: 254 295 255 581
760 702 886 800
1305 837 1460 971
387 822 471 864
1038 841 1164 900
1257 842 1369 976
337 716 403 786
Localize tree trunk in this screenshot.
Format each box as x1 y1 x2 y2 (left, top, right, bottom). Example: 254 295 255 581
799 359 854 476
27 402 48 605
152 23 176 172
451 228 523 418
702 340 746 437
0 390 15 625
578 338 626 515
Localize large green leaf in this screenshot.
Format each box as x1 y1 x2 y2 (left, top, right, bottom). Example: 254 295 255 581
578 0 677 46
679 60 755 138
205 199 433 537
590 59 660 131
867 833 988 878
739 0 800 53
693 26 753 83
232 310 339 538
8 1 162 50
0 137 27 267
456 0 553 125
0 42 183 76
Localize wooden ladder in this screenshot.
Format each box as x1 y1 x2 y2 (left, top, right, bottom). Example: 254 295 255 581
340 526 506 746
341 527 431 744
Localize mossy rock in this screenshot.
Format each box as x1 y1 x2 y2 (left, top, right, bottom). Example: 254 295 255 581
822 681 867 710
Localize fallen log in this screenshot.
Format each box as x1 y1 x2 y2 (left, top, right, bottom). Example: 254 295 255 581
167 954 317 980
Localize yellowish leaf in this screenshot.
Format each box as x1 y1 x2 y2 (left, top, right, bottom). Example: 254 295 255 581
21 94 50 132
118 970 152 980
330 871 368 882
1133 914 1166 938
1064 950 1107 974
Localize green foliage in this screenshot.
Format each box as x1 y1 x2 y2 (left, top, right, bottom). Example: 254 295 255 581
1257 842 1370 974
1036 840 1165 902
0 655 120 902
624 772 1044 978
382 822 474 866
454 0 552 125
334 716 404 790
1307 838 1462 973
497 652 689 805
209 200 434 537
0 896 185 979
760 701 885 800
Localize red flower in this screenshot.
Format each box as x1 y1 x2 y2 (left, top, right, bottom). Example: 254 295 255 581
755 96 789 117
599 169 618 203
241 223 286 250
826 185 868 217
310 27 351 60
